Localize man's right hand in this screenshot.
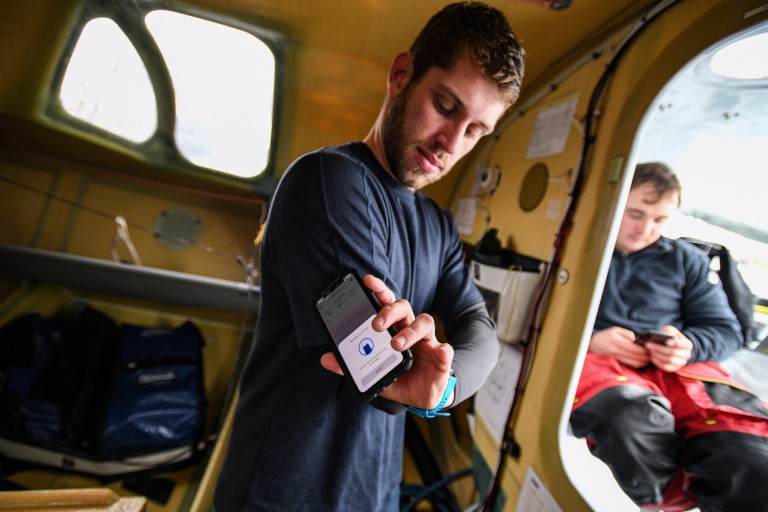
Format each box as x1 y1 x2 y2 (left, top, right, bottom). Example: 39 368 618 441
589 326 651 368
319 274 455 410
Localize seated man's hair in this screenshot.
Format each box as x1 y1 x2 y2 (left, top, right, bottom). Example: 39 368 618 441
633 162 682 206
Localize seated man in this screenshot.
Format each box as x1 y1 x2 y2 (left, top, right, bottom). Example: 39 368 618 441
570 162 768 511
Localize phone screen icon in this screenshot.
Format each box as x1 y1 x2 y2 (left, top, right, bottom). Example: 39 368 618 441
316 272 410 396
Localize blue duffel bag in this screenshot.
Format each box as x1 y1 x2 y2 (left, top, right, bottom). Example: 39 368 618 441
0 306 207 477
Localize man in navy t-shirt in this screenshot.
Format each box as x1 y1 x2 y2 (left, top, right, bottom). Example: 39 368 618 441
214 3 526 511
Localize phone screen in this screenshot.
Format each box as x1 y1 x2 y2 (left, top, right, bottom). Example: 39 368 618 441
315 270 412 400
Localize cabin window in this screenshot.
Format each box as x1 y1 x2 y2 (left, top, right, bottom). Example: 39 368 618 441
144 11 275 178
563 20 768 511
637 23 768 300
60 18 157 143
54 3 280 182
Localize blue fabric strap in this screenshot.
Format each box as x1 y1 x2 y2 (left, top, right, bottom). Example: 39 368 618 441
407 374 457 418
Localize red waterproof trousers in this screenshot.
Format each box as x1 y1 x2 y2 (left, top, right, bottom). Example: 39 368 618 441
571 353 768 511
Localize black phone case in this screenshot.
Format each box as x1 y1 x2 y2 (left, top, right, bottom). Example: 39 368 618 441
636 329 674 345
314 269 412 401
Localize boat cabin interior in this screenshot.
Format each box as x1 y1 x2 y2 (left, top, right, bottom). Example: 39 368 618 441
0 0 766 510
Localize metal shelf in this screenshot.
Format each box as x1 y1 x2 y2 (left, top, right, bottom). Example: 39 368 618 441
0 243 259 313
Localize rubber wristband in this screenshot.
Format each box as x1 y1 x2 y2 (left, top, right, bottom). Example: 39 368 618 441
407 374 457 418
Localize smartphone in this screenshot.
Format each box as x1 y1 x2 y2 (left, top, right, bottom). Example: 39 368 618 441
314 269 412 401
635 329 674 346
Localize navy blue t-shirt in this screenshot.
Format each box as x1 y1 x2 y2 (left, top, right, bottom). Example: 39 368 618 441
215 142 497 511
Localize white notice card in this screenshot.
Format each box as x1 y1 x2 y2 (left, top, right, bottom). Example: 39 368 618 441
474 342 523 446
526 93 580 159
454 197 478 235
517 467 563 512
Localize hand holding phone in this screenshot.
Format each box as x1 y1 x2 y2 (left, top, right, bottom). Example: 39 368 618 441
634 329 674 346
314 270 413 401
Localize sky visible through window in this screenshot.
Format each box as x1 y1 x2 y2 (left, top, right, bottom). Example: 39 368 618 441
60 18 157 143
59 10 276 178
637 27 768 299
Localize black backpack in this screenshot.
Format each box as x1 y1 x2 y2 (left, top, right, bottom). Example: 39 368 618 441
681 237 759 344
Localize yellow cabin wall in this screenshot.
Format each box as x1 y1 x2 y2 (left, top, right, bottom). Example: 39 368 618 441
0 148 264 283
455 0 768 509
0 0 387 285
0 2 77 118
0 0 386 188
0 0 267 286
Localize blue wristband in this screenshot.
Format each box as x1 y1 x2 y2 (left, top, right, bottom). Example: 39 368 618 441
407 374 457 418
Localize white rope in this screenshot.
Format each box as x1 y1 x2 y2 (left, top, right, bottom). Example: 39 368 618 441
110 215 143 265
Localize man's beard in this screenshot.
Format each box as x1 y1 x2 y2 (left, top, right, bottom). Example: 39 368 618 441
382 86 446 190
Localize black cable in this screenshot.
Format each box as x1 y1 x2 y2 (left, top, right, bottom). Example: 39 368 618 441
400 467 473 512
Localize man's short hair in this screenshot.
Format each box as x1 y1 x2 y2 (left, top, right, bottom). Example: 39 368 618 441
632 162 682 207
409 1 525 106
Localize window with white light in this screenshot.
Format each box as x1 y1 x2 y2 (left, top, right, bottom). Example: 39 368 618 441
55 3 280 182
60 18 157 143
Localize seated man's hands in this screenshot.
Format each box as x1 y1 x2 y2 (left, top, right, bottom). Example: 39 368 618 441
319 274 454 410
589 325 693 371
589 326 651 368
646 325 693 372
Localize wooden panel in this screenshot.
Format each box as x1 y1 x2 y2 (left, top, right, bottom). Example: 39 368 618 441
0 488 146 511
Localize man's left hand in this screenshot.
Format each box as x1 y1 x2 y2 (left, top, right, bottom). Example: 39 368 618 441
320 274 455 410
646 325 693 372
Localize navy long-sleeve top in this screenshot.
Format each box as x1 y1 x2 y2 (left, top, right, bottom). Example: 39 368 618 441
215 142 498 511
595 236 741 363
